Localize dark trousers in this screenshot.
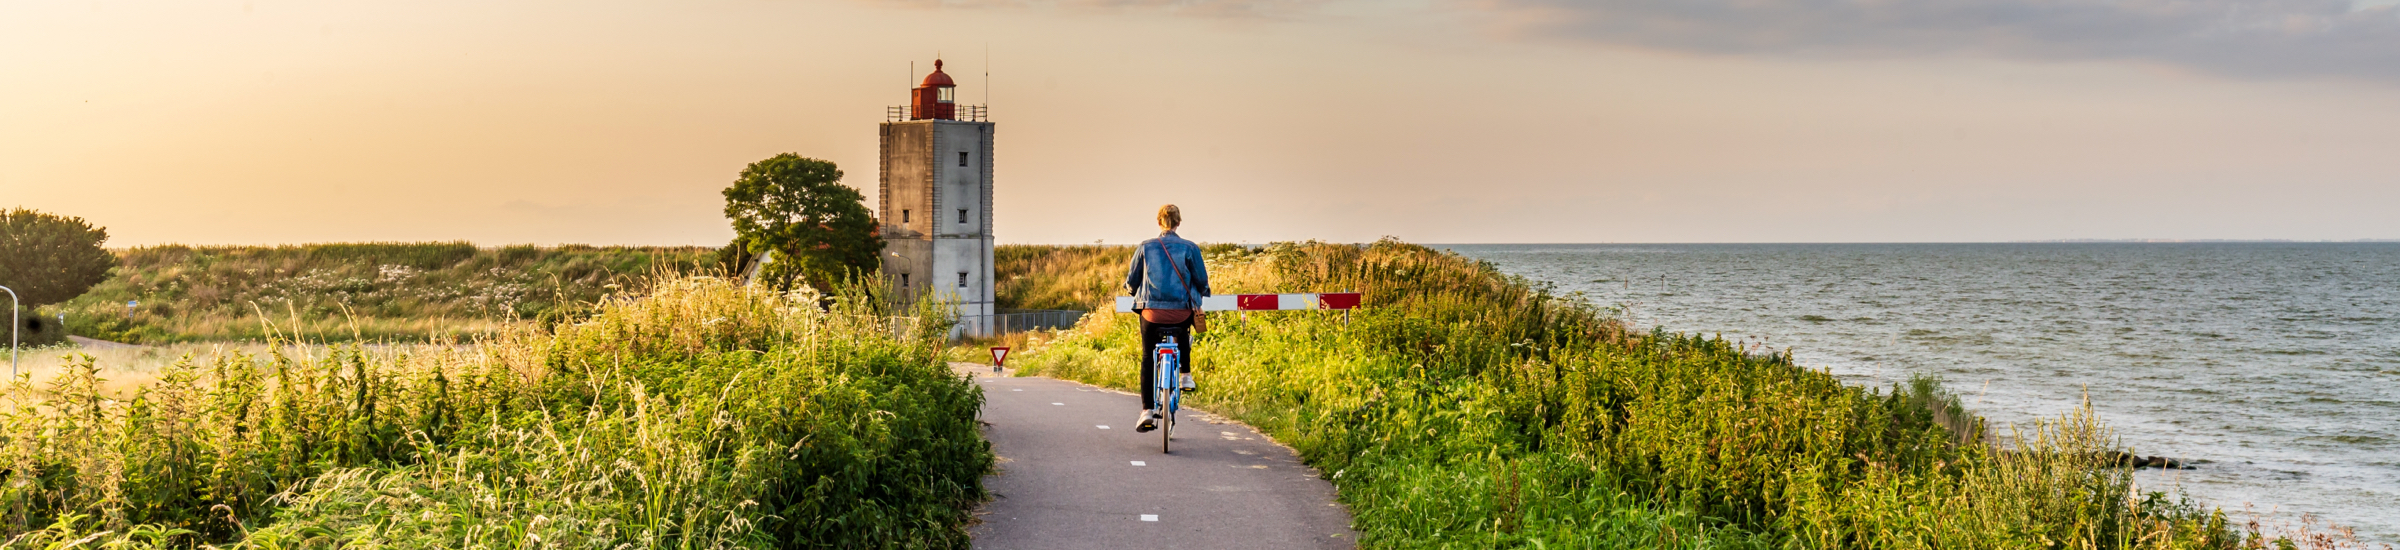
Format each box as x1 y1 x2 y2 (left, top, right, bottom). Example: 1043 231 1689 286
1138 318 1193 410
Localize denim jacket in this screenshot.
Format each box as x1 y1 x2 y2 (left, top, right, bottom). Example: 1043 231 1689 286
1126 231 1211 311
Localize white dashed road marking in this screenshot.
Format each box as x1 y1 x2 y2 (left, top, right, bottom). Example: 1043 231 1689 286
965 373 1360 546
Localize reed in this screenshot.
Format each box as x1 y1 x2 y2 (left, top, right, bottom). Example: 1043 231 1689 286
1006 239 2354 549
0 276 991 548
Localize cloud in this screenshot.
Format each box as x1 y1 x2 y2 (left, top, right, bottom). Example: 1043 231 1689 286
1467 0 2400 80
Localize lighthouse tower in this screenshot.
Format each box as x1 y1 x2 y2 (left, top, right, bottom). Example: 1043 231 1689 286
880 59 995 334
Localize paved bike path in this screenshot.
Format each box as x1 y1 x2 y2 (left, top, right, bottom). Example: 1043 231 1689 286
955 363 1357 550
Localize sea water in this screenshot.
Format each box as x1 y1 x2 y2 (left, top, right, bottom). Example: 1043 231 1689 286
1444 243 2400 542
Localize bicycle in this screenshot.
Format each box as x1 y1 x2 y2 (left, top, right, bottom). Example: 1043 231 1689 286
1151 336 1184 453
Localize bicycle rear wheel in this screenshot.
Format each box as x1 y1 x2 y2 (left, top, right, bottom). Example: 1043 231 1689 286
1160 410 1172 453
1159 381 1175 453
1154 346 1180 454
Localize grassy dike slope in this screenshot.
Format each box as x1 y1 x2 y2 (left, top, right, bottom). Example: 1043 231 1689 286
3 278 990 548
1006 240 2238 549
46 242 717 344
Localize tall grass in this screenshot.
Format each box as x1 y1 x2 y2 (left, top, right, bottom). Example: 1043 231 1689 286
1008 239 2285 549
1 276 990 548
44 243 716 344
994 244 1132 311
993 243 1248 311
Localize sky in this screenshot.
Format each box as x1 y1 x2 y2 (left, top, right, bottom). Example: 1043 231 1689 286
5 0 2399 246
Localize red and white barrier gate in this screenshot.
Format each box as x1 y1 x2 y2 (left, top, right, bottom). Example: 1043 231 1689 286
1115 293 1361 313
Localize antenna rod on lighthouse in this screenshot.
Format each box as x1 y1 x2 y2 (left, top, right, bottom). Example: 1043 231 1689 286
984 44 990 114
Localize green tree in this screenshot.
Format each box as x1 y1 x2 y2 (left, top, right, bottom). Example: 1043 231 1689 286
722 154 882 291
0 208 117 307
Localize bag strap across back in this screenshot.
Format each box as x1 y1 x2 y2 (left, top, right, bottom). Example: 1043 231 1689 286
1151 240 1200 310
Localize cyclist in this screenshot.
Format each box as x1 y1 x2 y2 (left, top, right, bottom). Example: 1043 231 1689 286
1127 204 1209 433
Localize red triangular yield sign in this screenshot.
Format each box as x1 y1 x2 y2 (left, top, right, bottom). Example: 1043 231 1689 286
990 347 1011 367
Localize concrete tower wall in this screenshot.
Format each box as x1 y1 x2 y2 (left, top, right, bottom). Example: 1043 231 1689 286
879 119 995 332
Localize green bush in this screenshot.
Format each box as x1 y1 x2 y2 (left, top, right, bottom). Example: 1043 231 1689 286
0 208 119 309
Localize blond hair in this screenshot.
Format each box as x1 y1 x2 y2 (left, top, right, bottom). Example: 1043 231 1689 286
1157 204 1182 230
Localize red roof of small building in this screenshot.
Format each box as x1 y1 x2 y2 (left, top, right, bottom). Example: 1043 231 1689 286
920 59 956 88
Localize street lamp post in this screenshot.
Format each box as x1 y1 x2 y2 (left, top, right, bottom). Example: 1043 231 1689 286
1 285 17 378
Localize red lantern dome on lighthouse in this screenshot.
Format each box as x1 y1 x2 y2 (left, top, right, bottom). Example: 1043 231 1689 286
911 59 958 120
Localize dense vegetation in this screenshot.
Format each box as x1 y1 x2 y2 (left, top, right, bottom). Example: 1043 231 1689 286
994 244 1134 311
41 242 715 344
3 277 990 548
4 208 120 347
1007 240 2254 549
0 208 118 309
720 154 882 293
993 243 1244 312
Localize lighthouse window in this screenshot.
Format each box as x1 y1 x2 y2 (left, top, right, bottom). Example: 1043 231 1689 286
938 87 956 103
902 209 910 223
958 152 969 166
900 273 909 287
958 272 968 288
959 209 969 224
